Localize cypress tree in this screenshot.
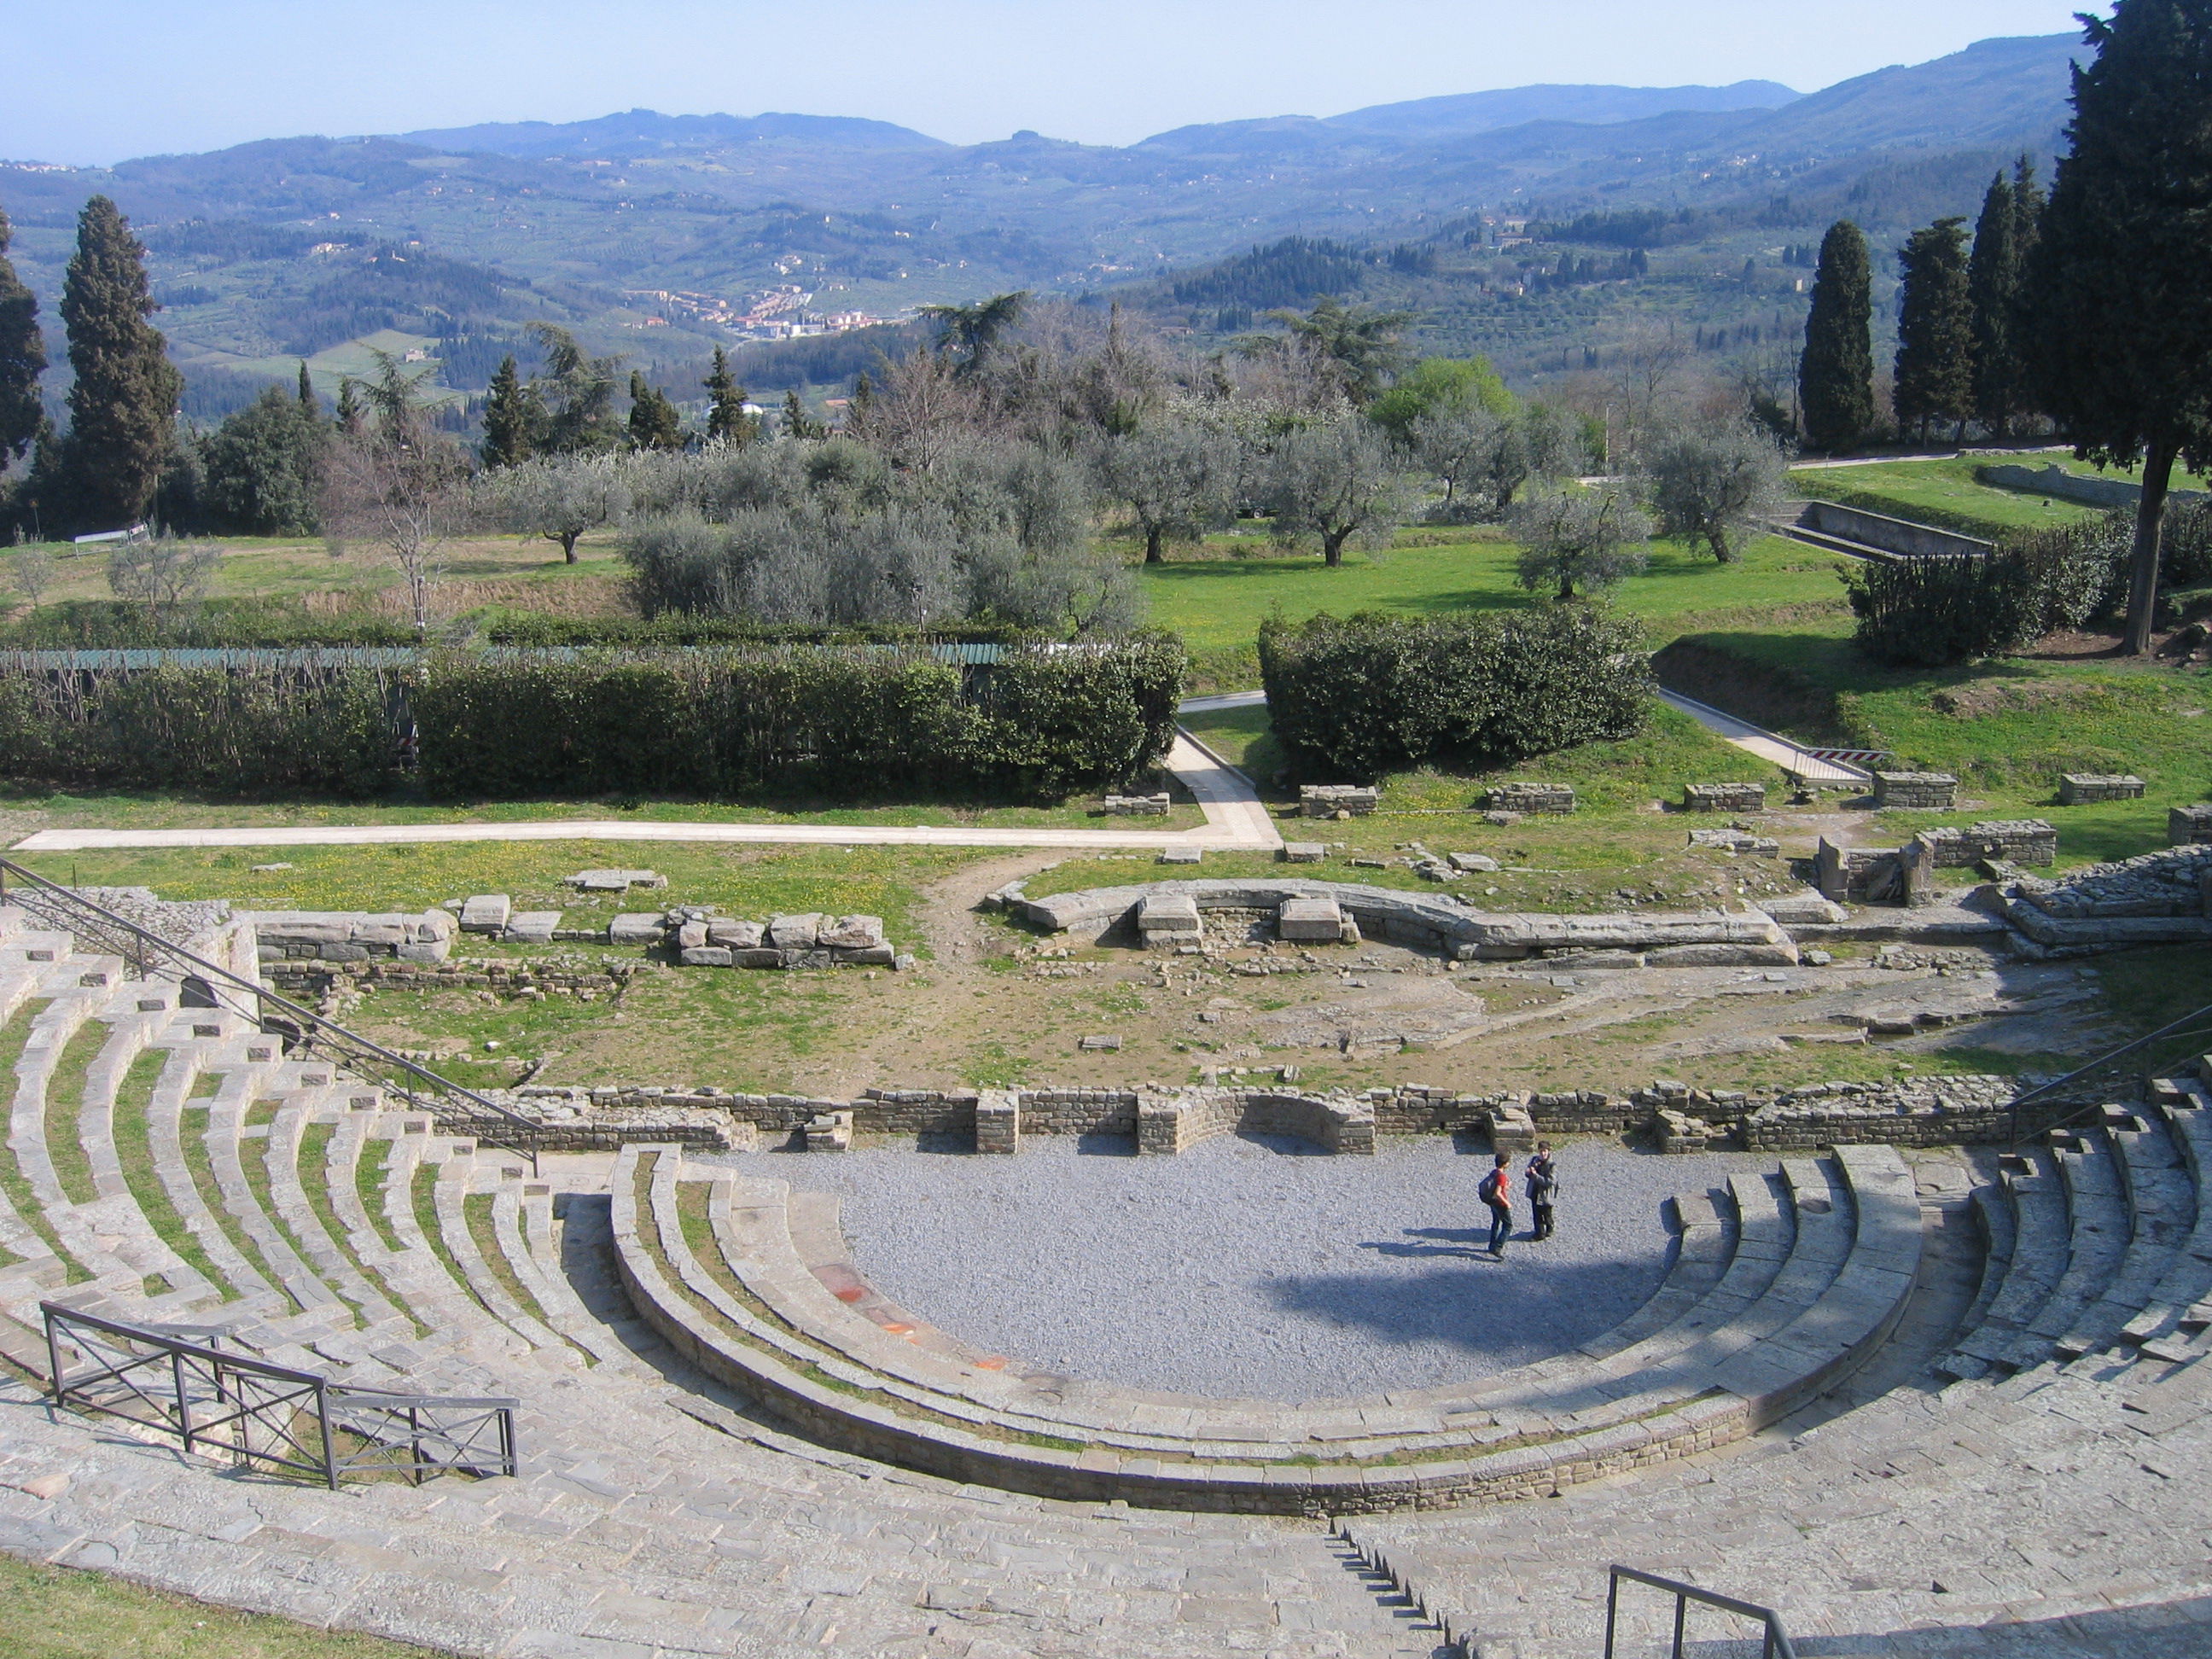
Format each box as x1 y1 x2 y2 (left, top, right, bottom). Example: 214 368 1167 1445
296 358 317 417
0 204 45 466
1799 221 1875 452
2026 0 2212 655
1969 178 2029 438
335 377 364 435
781 388 819 440
1895 218 1975 445
701 346 754 445
57 195 181 530
480 354 537 467
626 370 683 451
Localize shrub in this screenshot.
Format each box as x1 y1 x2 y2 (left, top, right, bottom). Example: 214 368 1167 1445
1844 510 2132 666
0 637 1186 802
1259 608 1650 780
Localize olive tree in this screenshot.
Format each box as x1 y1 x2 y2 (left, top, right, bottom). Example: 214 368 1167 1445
1511 487 1650 602
483 451 635 564
1096 418 1241 562
1264 418 1412 567
1638 415 1790 563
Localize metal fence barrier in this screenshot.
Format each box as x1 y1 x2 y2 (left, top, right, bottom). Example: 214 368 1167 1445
1604 1565 1797 1659
43 1301 518 1488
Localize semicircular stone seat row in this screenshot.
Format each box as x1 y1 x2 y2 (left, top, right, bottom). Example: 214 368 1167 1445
8 893 2211 1656
606 1135 1925 1513
1336 1078 2212 1657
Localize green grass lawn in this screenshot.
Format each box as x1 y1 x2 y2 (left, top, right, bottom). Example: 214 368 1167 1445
1145 530 1848 689
0 1552 441 1658
1791 457 2102 537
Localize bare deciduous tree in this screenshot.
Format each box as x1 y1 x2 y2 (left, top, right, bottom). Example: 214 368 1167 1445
323 432 469 637
106 535 218 628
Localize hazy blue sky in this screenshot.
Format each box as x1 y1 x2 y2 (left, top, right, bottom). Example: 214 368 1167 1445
6 0 2093 165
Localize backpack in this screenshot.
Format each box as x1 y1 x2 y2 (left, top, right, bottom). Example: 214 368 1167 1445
1479 1168 1507 1207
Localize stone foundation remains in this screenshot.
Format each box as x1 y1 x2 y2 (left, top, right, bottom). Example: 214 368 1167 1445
1872 771 1958 809
1684 783 1767 813
1102 793 1172 817
1996 844 2212 953
2170 804 2212 846
250 909 457 965
2062 773 2145 805
1486 782 1576 815
1919 820 2058 868
1301 784 1379 818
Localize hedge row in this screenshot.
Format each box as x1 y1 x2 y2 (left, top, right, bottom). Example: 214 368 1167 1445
0 637 1185 800
1259 608 1650 780
0 599 1034 651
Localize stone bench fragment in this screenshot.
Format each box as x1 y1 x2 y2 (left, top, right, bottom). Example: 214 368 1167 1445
1756 890 1849 927
251 909 456 963
504 911 562 945
1872 771 1958 809
1447 852 1500 873
1137 892 1202 950
1280 842 1328 864
459 894 512 934
708 918 765 948
1079 1033 1122 1051
1486 782 1575 815
1157 847 1203 865
1276 895 1348 943
767 913 824 951
2062 773 2145 805
1300 784 1379 818
1684 783 1767 813
566 869 667 892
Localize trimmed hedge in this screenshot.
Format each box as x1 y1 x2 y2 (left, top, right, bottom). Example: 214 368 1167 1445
1259 608 1650 781
1842 514 2130 666
0 637 1185 800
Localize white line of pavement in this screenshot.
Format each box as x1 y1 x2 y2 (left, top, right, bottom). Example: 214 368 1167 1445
9 727 1286 856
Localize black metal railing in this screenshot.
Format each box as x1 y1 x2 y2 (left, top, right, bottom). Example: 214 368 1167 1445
0 854 547 1173
2005 997 2212 1149
1605 1566 1797 1659
42 1302 518 1488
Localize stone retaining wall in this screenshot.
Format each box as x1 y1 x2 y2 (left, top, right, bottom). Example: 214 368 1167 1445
1683 783 1767 813
1922 821 2057 868
1872 771 1959 810
2061 773 2145 805
248 909 456 964
1487 782 1575 815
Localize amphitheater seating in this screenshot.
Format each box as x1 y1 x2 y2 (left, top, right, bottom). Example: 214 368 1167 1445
1 895 2209 1656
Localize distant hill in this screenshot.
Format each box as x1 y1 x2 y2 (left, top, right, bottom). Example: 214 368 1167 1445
1325 80 1799 139
1743 32 2080 154
396 108 947 159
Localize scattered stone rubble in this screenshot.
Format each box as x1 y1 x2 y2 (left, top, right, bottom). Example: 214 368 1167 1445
7 886 232 957
656 907 906 969
1689 827 1779 855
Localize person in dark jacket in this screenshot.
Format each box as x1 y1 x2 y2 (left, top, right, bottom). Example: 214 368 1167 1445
1526 1143 1557 1241
1478 1152 1513 1255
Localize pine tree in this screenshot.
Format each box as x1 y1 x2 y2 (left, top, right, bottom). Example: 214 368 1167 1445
57 195 182 530
334 377 364 435
0 204 46 466
1969 178 2029 437
701 346 754 445
1894 218 1975 444
480 354 538 468
626 370 683 451
781 388 819 440
2026 0 2212 655
1799 221 1875 452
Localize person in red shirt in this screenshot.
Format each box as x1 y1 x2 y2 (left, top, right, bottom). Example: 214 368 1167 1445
1479 1152 1513 1255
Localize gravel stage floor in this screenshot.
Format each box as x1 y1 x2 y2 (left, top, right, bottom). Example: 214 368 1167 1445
710 1133 1778 1402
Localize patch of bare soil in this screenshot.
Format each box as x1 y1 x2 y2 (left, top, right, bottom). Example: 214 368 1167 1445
1929 678 2095 719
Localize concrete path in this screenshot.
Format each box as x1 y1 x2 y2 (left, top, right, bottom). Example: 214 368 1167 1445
1655 689 1871 787
9 728 1285 855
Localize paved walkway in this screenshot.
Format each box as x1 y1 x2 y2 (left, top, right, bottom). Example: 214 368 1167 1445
1654 689 1871 787
9 728 1285 856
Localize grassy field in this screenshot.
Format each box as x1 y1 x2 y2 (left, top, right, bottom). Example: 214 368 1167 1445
0 1552 438 1659
1146 529 1849 689
1790 456 2102 535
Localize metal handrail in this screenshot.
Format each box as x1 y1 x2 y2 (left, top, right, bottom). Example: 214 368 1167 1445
1605 1566 1797 1659
2005 998 2212 1149
0 854 545 1174
42 1301 519 1487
